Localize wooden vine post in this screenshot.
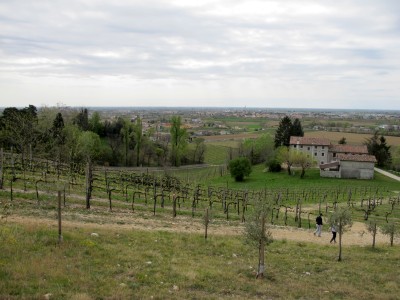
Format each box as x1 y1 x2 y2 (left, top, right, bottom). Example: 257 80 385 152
10 178 13 201
85 160 93 209
204 208 209 240
11 146 16 181
58 190 63 244
172 193 177 218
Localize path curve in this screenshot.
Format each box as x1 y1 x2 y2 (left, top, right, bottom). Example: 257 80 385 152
375 167 400 182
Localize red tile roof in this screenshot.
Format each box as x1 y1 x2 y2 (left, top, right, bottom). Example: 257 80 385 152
330 145 368 154
290 136 331 146
337 154 377 163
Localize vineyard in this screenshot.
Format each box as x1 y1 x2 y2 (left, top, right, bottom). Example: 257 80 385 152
1 150 399 231
1 150 400 299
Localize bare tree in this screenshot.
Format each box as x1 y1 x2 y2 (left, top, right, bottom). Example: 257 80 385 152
328 208 353 261
366 219 378 248
244 197 274 278
380 222 399 246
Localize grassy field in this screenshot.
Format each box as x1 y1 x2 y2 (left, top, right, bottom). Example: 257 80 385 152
1 221 399 299
1 148 400 299
203 164 400 193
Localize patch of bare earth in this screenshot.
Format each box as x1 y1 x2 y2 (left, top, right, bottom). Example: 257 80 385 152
5 210 391 247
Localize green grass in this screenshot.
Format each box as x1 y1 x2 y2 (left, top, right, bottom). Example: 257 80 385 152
204 144 230 165
0 222 399 299
204 164 400 193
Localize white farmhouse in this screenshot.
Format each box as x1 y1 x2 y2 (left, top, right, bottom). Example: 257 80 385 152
289 136 330 165
289 136 377 180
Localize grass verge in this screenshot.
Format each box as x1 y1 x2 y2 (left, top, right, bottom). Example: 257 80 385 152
0 221 399 299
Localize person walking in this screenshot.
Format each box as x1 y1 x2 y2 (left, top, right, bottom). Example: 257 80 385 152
330 224 337 243
314 213 323 237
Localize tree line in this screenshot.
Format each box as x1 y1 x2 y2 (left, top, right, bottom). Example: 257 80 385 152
0 105 207 169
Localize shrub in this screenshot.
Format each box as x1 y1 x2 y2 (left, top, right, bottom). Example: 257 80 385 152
267 159 282 172
228 157 252 182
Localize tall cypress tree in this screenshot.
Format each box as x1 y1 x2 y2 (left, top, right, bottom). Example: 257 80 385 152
365 131 391 167
291 118 304 137
274 116 292 148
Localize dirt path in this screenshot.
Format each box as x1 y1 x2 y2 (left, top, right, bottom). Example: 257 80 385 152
375 167 400 182
5 211 393 247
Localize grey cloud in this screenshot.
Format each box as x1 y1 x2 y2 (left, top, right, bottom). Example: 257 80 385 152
0 0 399 108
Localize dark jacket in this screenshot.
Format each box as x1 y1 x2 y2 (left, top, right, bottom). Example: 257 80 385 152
316 215 323 225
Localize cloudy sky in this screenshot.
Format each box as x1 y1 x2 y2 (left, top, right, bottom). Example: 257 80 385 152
1 0 399 109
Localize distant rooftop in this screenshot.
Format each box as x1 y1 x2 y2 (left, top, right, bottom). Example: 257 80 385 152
330 145 368 154
337 154 377 163
290 136 331 146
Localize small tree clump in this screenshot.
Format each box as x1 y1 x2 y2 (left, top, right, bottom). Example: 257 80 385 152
228 157 252 182
267 159 282 172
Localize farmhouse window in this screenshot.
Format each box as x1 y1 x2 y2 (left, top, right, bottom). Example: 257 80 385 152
300 146 303 149
333 153 336 158
307 147 310 150
322 153 325 156
314 152 317 156
322 146 325 149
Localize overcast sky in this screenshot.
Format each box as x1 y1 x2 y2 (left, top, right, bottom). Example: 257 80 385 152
1 0 400 109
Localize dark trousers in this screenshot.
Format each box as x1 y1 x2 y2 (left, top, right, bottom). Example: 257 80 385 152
330 232 337 243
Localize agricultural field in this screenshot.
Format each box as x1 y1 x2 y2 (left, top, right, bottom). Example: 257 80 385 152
305 131 400 147
1 107 400 299
1 153 400 299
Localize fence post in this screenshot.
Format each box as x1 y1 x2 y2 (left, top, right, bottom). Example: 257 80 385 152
58 190 63 244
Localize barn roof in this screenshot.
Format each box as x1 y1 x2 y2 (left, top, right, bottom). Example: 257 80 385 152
290 136 331 146
330 144 368 154
337 154 377 163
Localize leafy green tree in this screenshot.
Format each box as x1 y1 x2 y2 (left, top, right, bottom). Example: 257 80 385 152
267 158 281 172
228 157 252 182
191 137 206 164
240 135 275 164
244 197 273 279
104 118 124 166
338 137 347 145
329 208 353 261
64 124 82 168
364 131 391 167
292 151 315 178
170 116 188 167
276 146 296 175
74 108 89 131
78 131 101 209
274 116 292 148
133 117 143 167
89 111 104 136
120 119 133 166
49 113 67 176
391 146 400 171
0 105 39 176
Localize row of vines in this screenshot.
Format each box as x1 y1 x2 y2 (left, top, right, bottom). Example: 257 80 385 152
1 150 399 230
